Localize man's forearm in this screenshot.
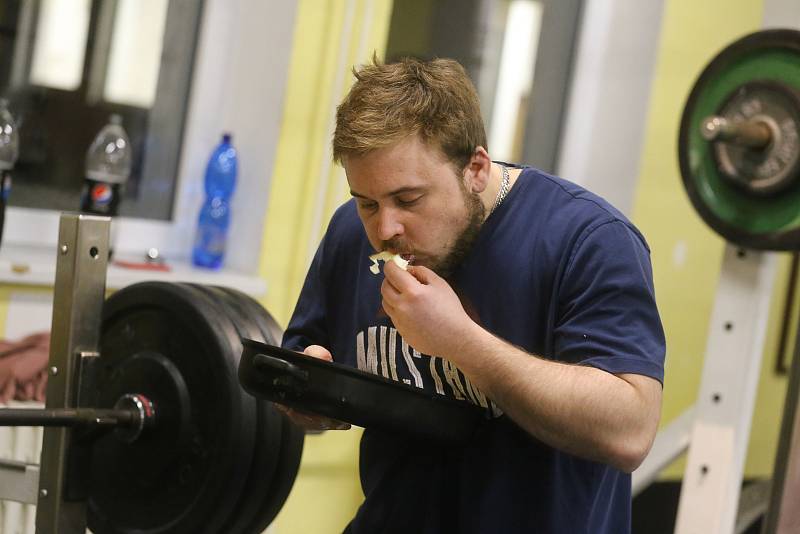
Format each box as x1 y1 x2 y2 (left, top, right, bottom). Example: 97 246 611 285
447 324 661 472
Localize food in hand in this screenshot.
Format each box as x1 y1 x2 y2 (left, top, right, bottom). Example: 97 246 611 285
368 251 409 274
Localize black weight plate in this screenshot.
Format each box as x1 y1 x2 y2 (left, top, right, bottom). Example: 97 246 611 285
679 28 800 249
239 340 487 445
217 287 304 531
252 410 305 531
88 282 257 534
175 284 261 531
220 287 283 346
188 285 284 534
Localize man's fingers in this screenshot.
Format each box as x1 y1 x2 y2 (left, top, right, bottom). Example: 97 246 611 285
383 260 421 292
406 264 436 285
303 345 333 361
382 298 396 319
275 403 350 431
288 346 349 430
380 278 402 305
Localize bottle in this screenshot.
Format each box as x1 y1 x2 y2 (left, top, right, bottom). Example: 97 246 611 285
192 133 237 269
0 99 19 251
81 114 131 216
81 114 132 254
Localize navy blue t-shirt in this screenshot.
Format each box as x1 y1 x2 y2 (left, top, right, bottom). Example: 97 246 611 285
283 167 666 533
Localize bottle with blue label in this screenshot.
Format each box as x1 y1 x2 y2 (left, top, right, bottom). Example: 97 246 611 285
192 133 237 269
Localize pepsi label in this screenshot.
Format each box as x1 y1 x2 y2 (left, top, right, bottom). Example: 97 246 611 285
80 178 121 216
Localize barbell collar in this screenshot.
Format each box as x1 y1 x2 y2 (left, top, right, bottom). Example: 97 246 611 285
0 395 155 437
701 115 773 148
112 393 156 443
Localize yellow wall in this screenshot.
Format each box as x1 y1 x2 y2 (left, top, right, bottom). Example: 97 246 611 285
0 286 11 335
258 1 394 532
631 0 794 478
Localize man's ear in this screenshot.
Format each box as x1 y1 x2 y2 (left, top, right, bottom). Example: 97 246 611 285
463 146 492 194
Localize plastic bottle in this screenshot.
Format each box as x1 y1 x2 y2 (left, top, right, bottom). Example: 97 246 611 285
192 133 237 269
81 114 131 217
81 114 131 256
0 99 19 251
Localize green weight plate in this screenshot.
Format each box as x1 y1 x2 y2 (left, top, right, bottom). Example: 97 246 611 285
187 285 285 534
88 282 257 534
679 28 800 249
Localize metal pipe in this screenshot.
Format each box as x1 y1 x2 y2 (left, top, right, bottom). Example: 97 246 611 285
701 116 773 149
0 408 137 427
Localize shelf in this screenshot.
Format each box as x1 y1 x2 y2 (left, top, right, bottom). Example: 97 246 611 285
0 243 267 296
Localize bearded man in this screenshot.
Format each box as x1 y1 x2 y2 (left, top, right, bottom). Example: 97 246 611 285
281 57 665 534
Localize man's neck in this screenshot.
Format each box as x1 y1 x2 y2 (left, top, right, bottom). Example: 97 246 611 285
480 162 520 220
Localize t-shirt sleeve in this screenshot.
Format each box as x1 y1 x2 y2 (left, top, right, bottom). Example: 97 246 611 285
281 235 331 353
553 220 666 383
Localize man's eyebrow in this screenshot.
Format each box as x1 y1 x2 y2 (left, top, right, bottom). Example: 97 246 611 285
350 186 426 199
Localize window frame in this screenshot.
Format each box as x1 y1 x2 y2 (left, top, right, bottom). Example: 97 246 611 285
3 0 298 275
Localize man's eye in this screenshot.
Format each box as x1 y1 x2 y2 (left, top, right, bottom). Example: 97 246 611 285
397 196 422 207
358 201 378 211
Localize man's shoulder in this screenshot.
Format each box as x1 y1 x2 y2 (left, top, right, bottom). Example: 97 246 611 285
519 167 627 223
517 167 649 251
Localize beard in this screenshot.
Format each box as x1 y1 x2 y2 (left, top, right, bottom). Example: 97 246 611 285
434 185 485 279
383 181 486 280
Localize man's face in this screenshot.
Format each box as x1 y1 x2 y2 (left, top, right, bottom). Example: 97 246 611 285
345 135 486 278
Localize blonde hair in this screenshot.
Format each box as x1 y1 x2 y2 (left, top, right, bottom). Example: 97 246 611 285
333 56 487 171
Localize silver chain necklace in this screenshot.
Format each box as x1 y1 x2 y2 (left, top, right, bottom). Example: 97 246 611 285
490 164 510 215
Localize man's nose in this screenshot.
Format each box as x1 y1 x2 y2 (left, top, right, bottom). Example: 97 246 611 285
377 208 403 241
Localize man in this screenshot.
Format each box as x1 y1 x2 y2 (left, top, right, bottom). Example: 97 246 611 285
281 57 665 533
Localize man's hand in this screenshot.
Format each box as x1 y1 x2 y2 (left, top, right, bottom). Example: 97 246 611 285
274 345 351 432
380 261 475 358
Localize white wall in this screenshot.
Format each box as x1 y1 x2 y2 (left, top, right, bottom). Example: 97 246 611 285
173 0 297 274
762 0 800 28
556 0 665 216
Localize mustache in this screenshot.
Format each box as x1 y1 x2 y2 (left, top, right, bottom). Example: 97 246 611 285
381 239 410 252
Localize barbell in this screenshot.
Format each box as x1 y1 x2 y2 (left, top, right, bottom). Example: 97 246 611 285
679 28 800 250
0 214 486 534
0 280 303 534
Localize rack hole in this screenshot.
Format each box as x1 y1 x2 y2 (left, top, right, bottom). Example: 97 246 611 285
89 246 99 259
